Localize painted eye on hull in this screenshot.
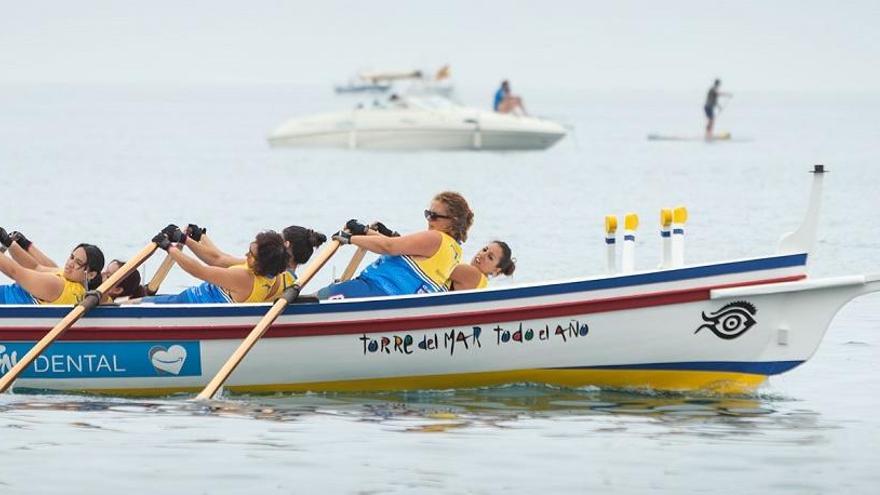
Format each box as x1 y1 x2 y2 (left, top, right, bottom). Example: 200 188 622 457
696 301 757 340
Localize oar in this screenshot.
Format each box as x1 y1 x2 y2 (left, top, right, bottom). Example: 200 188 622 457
145 254 176 295
0 242 158 393
194 240 341 401
340 247 367 281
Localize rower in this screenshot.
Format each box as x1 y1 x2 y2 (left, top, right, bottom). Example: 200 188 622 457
447 241 516 291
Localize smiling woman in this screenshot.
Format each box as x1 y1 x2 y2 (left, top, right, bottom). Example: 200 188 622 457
0 227 104 305
317 191 474 300
447 240 516 291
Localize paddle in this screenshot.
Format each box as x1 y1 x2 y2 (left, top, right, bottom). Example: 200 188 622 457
194 240 341 400
340 247 367 281
145 254 176 295
0 242 159 393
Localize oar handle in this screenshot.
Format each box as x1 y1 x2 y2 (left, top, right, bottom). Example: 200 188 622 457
0 242 158 393
340 247 367 281
146 254 176 295
194 240 341 400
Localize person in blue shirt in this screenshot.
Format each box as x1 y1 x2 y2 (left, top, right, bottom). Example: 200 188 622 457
493 80 527 115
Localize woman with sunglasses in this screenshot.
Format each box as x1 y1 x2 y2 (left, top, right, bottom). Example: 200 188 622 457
0 227 104 305
447 241 516 291
317 191 474 299
164 224 326 294
133 229 290 304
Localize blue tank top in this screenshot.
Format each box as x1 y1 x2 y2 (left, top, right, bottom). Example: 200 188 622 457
0 283 37 304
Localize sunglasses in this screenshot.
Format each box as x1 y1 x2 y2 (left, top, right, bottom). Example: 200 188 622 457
424 209 452 221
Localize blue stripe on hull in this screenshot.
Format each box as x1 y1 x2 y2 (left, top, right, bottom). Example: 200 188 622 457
560 360 805 376
0 253 807 319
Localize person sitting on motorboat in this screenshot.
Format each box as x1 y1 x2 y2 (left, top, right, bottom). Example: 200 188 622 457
317 191 473 299
493 80 528 115
447 241 516 291
0 227 104 305
170 223 326 293
133 229 290 304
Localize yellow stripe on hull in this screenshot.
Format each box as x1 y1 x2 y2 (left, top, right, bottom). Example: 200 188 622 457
80 369 768 397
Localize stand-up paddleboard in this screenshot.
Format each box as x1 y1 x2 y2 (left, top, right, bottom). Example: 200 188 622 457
647 132 732 142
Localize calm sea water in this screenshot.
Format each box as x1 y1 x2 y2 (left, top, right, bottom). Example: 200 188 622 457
0 84 878 494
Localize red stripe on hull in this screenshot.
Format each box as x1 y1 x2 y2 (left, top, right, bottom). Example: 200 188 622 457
0 274 805 341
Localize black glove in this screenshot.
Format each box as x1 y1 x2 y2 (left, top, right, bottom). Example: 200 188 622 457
0 228 11 248
345 219 368 236
161 224 179 237
10 231 32 251
152 232 172 251
332 230 352 245
166 227 187 244
370 221 400 237
186 223 206 242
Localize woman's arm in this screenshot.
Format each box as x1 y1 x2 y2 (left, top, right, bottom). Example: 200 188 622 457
350 230 441 258
165 246 252 299
7 243 40 269
0 255 64 302
184 234 244 268
448 264 483 291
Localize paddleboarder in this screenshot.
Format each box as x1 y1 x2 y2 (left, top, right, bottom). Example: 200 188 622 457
704 78 731 139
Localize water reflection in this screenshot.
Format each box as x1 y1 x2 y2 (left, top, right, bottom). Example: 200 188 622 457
1 385 783 428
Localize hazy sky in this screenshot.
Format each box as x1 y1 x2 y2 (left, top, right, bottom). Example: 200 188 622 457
2 0 878 91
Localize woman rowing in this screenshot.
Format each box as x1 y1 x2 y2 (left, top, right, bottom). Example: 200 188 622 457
136 229 290 304
99 259 146 303
447 241 516 291
317 191 473 299
0 227 104 305
166 223 326 291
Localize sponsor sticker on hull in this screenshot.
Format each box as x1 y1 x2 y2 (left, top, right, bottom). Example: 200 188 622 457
0 341 202 379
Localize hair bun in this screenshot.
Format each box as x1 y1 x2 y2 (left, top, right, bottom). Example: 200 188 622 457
309 230 327 247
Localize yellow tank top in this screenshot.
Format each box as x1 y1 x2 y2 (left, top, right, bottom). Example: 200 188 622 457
38 271 86 305
445 267 489 290
406 232 462 290
228 264 281 303
281 269 297 289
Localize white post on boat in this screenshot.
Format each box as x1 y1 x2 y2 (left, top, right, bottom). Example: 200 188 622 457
777 164 826 260
660 208 673 269
621 213 638 274
671 206 688 267
605 214 618 274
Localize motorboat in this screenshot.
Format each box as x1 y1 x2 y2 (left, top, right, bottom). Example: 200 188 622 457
0 166 877 396
268 96 567 151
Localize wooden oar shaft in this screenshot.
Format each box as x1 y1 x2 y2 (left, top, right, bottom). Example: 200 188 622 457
146 254 176 295
0 242 158 393
340 247 367 281
194 240 341 400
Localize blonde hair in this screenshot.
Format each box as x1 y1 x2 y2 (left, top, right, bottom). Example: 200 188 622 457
434 191 474 243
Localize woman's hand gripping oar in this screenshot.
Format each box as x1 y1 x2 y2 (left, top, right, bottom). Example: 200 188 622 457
194 240 342 400
0 241 160 393
339 221 398 282
145 224 206 295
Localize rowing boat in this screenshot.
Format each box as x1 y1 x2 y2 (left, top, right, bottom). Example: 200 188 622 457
647 132 732 142
0 168 876 396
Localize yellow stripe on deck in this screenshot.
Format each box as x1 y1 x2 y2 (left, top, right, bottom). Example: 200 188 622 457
82 368 767 397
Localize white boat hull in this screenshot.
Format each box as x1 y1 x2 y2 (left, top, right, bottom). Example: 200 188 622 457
3 253 874 396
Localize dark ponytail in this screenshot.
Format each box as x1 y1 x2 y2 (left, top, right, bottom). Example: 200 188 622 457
283 225 326 264
75 243 105 290
493 240 516 276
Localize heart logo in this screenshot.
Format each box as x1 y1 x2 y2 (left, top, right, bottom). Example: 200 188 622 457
149 345 187 375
